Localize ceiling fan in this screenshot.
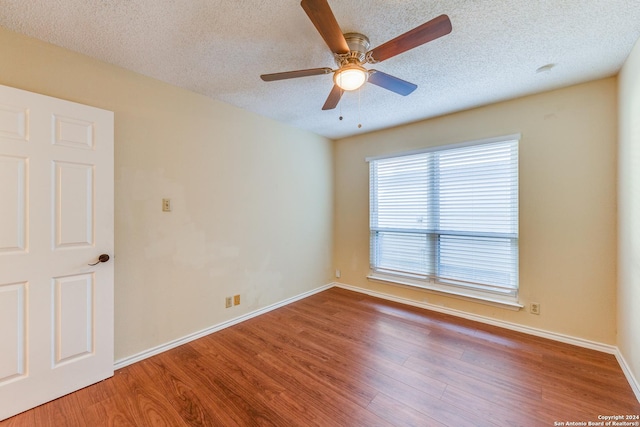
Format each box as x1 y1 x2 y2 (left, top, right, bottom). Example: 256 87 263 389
260 0 452 110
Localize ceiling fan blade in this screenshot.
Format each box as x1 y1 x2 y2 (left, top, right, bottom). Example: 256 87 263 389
367 14 452 63
261 67 333 81
301 0 349 54
322 85 343 110
368 70 417 96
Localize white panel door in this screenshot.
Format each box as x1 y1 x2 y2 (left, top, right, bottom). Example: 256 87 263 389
0 84 114 421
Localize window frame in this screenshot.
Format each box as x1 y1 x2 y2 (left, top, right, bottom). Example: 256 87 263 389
366 134 522 309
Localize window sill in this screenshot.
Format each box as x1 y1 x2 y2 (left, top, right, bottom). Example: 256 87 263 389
367 272 524 311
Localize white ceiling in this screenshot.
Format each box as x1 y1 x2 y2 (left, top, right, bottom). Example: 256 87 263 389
1 1 639 139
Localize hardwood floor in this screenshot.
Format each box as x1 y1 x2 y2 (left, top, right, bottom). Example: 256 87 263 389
3 287 639 426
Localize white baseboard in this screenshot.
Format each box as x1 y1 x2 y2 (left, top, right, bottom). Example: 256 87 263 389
615 349 640 403
113 284 332 370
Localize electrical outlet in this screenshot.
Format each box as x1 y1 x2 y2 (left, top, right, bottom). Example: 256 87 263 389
530 302 541 315
162 198 171 212
335 269 341 278
233 294 240 306
225 297 232 308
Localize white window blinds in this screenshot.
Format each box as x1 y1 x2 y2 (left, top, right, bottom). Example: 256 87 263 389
369 138 519 298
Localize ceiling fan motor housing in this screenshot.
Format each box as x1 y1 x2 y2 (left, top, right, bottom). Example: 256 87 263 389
335 32 370 67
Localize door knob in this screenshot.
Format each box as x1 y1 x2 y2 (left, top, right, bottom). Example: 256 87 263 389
89 254 110 266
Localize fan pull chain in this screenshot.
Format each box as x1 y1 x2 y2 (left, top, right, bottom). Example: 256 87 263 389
357 87 362 129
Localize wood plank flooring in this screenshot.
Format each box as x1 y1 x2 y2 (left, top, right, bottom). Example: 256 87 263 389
3 287 639 426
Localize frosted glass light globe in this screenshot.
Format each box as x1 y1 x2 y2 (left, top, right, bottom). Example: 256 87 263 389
334 66 367 91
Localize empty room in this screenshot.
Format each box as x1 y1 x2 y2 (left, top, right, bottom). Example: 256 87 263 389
1 0 640 425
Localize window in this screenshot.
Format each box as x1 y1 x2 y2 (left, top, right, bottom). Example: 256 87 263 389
368 136 519 304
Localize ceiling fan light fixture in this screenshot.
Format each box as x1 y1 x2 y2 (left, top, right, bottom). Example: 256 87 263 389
334 65 368 91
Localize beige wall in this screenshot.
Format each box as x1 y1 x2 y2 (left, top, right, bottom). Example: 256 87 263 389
334 78 618 344
619 38 640 387
0 27 334 360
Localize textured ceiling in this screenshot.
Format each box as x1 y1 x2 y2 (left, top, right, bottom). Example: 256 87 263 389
1 0 639 139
